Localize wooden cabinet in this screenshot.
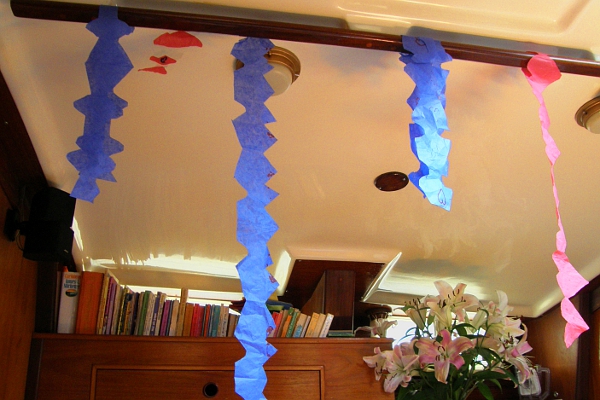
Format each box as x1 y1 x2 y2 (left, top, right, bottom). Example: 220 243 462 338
26 334 393 400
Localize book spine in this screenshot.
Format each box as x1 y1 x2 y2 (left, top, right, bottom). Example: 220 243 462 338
124 292 138 335
102 276 117 335
168 300 179 336
300 315 311 337
159 300 171 336
109 285 123 335
218 305 229 337
203 304 212 337
306 312 323 338
145 292 158 336
210 305 221 337
318 313 334 337
74 271 103 335
182 303 194 336
175 289 189 336
136 291 150 336
148 292 164 336
96 271 111 334
227 313 237 337
57 271 81 334
116 289 132 335
285 308 299 338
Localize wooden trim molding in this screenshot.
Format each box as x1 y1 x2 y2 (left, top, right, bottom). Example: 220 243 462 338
10 0 600 77
0 69 47 212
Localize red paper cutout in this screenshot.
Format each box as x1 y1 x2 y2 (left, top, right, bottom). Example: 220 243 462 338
154 31 202 48
150 55 177 65
138 66 167 74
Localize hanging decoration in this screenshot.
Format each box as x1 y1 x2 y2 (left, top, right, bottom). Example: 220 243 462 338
139 55 177 74
522 53 589 347
154 31 203 48
400 36 453 211
139 32 201 75
67 6 134 202
231 37 280 400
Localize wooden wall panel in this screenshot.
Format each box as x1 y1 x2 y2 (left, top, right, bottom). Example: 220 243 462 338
590 308 600 400
0 189 38 400
525 296 580 400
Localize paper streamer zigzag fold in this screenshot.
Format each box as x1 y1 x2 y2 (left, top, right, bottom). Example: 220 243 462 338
231 37 280 400
67 6 133 203
400 36 453 211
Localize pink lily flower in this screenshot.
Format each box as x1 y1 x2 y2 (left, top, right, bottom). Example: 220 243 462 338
416 330 474 383
501 328 533 384
382 341 420 392
428 281 479 323
363 347 391 381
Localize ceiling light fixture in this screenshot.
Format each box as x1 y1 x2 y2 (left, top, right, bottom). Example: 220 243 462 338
575 96 600 133
374 171 409 191
235 46 301 96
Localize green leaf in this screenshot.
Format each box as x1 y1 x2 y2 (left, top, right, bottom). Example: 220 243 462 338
489 378 501 389
474 369 510 381
476 381 494 400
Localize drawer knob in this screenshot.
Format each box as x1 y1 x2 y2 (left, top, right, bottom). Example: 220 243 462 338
203 382 219 398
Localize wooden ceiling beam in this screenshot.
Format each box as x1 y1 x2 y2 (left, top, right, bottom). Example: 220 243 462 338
0 69 47 211
10 0 600 77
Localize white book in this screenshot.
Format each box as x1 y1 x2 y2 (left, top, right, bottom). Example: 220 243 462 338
57 271 81 334
318 313 334 337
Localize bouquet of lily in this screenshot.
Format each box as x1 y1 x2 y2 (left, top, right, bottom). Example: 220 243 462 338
363 281 533 400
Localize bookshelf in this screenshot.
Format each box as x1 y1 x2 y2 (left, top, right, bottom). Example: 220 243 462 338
26 335 394 399
30 264 397 398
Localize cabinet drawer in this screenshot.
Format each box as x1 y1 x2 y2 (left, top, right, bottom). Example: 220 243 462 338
92 366 323 400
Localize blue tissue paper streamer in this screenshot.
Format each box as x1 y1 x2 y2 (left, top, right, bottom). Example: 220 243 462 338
67 6 133 202
231 37 280 400
400 36 453 211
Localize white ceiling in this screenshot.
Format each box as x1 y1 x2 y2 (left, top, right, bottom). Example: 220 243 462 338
2 0 600 317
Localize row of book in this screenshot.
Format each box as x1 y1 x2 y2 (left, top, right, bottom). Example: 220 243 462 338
268 307 334 338
57 270 239 337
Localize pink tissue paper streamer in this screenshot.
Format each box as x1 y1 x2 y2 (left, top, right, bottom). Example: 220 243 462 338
522 53 589 348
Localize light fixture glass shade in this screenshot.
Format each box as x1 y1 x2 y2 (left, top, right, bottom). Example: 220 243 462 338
575 96 600 133
265 62 293 96
234 46 300 96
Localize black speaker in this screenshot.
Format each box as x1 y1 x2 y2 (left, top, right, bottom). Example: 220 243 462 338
22 187 76 262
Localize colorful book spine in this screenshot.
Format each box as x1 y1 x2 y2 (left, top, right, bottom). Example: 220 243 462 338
175 289 188 336
182 303 194 336
210 305 221 337
143 292 157 336
158 300 169 336
285 308 300 338
203 304 212 337
95 271 112 334
136 291 150 336
293 313 308 338
168 300 180 336
150 292 166 336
